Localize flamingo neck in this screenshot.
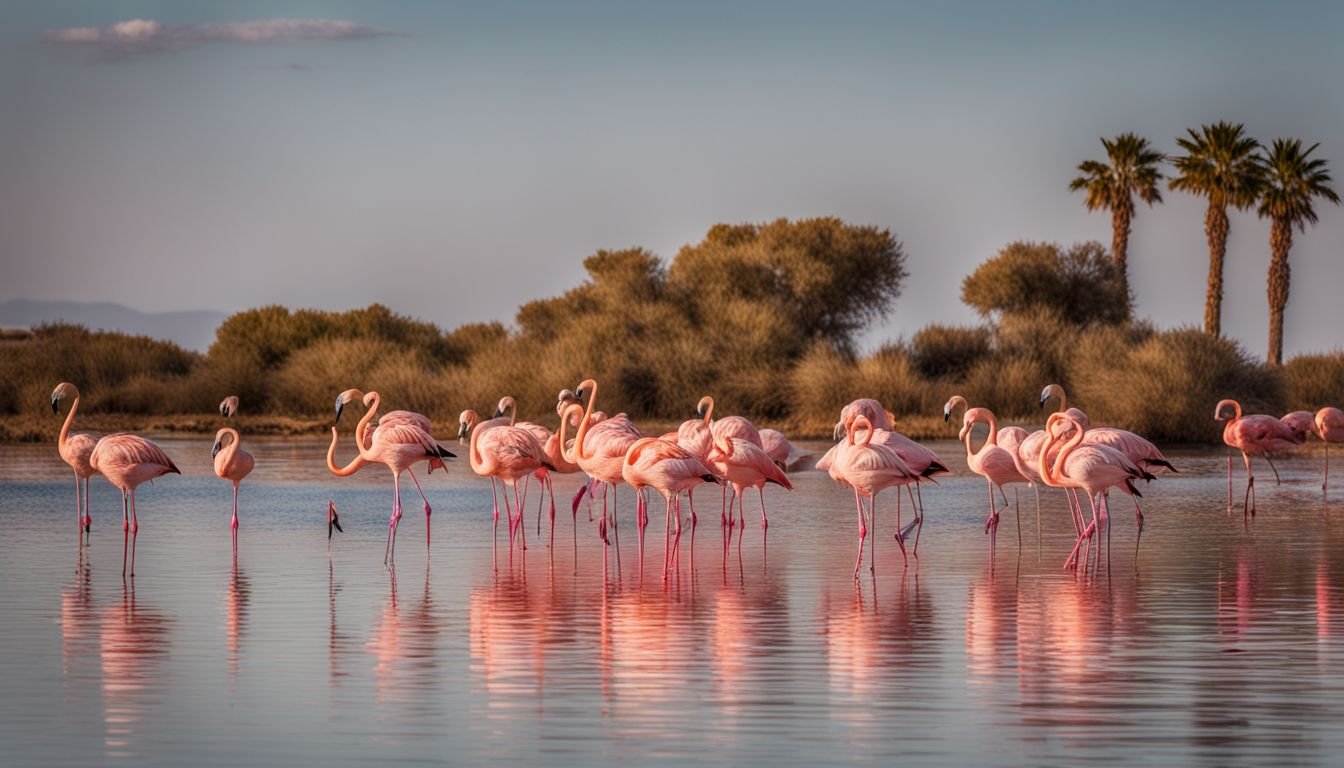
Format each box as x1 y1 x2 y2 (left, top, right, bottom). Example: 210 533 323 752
701 396 715 427
1049 419 1085 483
327 427 363 476
354 393 380 461
58 392 79 456
573 383 599 461
468 416 490 475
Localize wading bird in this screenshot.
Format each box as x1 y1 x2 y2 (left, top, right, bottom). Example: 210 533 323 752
212 404 254 554
90 433 180 577
52 382 98 543
1216 399 1305 517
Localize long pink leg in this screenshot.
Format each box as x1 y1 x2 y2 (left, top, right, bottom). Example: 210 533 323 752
1065 492 1100 569
120 490 130 578
83 477 92 542
663 494 673 577
231 482 240 559
759 486 769 530
1325 443 1331 495
853 490 868 579
129 490 138 577
1243 452 1256 519
869 490 878 573
390 474 405 564
405 468 431 552
73 472 82 539
984 479 999 536
611 485 621 572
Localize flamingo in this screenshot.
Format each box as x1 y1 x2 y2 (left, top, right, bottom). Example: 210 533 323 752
89 433 180 577
1040 413 1152 569
620 437 723 575
333 391 453 564
52 382 98 543
759 428 804 470
212 420 254 554
827 415 921 577
834 398 949 481
1316 407 1344 494
707 430 793 532
327 500 343 540
959 407 1029 542
495 396 562 541
1216 399 1305 517
1040 383 1176 474
461 407 555 550
560 379 642 557
948 394 1059 542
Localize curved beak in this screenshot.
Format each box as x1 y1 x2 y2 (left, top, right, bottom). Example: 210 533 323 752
458 421 468 441
219 403 228 417
211 440 223 457
51 397 59 415
328 501 343 539
575 387 587 402
832 422 845 442
334 400 345 424
942 404 951 422
492 409 505 419
1039 395 1047 409
696 403 708 419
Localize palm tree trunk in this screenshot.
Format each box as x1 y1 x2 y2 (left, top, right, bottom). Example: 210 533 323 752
1267 217 1294 366
1111 206 1133 320
1203 202 1230 337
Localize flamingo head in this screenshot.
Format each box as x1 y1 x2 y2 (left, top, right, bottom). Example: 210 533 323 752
458 409 479 444
708 434 733 463
494 396 516 421
334 389 364 423
327 500 343 539
211 428 229 457
51 382 77 414
959 407 991 442
944 395 968 423
1214 399 1241 422
696 395 713 421
1040 383 1067 410
574 379 597 405
1281 411 1317 442
556 389 579 416
219 395 240 418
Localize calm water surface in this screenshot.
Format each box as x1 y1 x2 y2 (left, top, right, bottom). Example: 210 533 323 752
4 437 1344 766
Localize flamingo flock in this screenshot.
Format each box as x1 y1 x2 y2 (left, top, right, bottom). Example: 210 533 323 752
45 377 1344 579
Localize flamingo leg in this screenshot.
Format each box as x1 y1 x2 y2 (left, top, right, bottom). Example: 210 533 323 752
73 472 82 539
1065 492 1100 570
1266 455 1282 485
129 490 138 577
1243 452 1256 518
853 490 868 579
663 494 672 578
870 492 878 573
388 474 405 565
120 490 129 578
983 479 999 536
83 476 92 542
516 484 527 551
231 482 240 559
405 468 431 552
1325 443 1331 496
611 484 621 573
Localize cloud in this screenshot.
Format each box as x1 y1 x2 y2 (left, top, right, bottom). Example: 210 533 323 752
45 18 397 59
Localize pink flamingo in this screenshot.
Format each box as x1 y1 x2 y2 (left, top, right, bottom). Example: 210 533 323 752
620 437 723 575
827 415 921 577
1281 411 1317 443
1316 407 1344 494
1040 413 1152 569
52 382 98 543
1041 384 1176 474
560 379 642 558
462 406 555 550
759 428 803 470
334 391 454 564
959 407 1029 543
89 433 180 577
495 396 564 541
834 398 949 481
212 417 254 553
1216 399 1305 517
707 430 793 532
331 389 447 517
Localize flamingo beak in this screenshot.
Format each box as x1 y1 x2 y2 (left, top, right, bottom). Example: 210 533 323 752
492 409 505 419
334 400 345 424
576 387 587 402
51 397 59 414
697 403 708 419
219 403 228 417
328 502 343 539
211 440 223 457
832 423 844 442
458 422 468 441
1039 395 1047 409
943 404 951 422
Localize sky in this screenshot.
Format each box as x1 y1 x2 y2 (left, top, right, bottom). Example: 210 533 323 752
2 0 1342 360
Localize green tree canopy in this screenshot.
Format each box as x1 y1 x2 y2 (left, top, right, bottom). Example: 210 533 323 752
961 241 1128 326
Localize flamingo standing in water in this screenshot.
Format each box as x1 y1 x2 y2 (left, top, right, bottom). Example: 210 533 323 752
1316 407 1344 495
560 379 642 559
89 433 179 577
332 391 454 564
827 415 921 577
759 428 804 470
494 396 563 541
461 407 555 551
707 430 793 532
212 397 254 555
620 437 723 576
52 382 98 543
831 399 949 511
1040 384 1176 474
1216 399 1305 517
959 407 1029 543
1040 413 1152 569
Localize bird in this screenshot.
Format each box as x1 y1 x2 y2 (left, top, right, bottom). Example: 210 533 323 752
1040 383 1176 474
1216 399 1305 518
620 437 723 575
1040 413 1153 569
494 396 563 542
559 379 642 556
212 421 254 553
52 382 98 543
462 406 555 551
334 391 454 564
707 430 793 532
826 399 947 523
827 414 921 577
759 428 804 470
1315 407 1344 495
958 407 1029 542
89 433 180 577
677 395 765 530
327 500 343 541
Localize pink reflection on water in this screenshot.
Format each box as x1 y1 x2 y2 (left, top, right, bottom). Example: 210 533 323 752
99 585 171 760
367 566 445 703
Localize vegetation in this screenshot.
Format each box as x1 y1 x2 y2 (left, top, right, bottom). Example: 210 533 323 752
1069 132 1165 316
961 241 1129 326
1168 122 1265 338
1256 138 1340 366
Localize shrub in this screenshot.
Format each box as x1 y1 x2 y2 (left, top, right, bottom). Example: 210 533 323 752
909 324 991 379
1283 353 1344 412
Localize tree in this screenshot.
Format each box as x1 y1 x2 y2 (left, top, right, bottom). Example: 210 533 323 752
1168 122 1265 337
667 217 908 355
1068 132 1164 318
961 241 1128 326
1257 138 1339 366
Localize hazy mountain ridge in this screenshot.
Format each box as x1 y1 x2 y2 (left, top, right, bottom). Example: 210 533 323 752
0 299 225 352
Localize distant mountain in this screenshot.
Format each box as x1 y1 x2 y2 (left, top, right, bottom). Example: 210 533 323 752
0 300 227 352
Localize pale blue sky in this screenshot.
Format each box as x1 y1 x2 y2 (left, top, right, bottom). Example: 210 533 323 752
2 1 1342 359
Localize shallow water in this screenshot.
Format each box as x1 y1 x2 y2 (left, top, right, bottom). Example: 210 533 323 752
4 436 1344 766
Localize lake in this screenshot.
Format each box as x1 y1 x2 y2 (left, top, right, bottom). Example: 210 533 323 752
3 436 1344 766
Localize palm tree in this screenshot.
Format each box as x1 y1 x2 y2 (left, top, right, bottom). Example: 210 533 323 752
1257 138 1339 366
1069 133 1164 319
1168 122 1265 337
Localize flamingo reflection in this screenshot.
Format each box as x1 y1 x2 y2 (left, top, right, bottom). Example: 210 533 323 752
99 585 172 760
60 552 97 679
226 562 250 681
821 576 937 699
367 566 445 702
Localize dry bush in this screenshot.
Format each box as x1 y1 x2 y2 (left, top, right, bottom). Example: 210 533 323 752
856 344 943 418
962 355 1050 420
1283 353 1344 411
909 324 991 380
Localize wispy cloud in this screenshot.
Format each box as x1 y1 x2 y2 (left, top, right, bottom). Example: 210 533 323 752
45 18 397 60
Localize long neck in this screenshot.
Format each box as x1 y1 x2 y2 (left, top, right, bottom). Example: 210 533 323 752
219 427 240 461
1054 387 1067 412
468 417 492 475
702 396 714 426
983 412 999 446
1049 422 1085 483
58 393 79 456
327 427 363 476
573 384 599 461
354 393 380 461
